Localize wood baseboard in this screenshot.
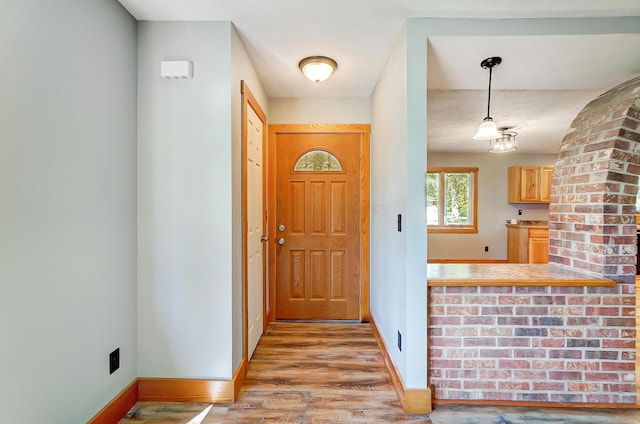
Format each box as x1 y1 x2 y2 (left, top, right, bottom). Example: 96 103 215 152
89 361 248 422
138 377 234 403
427 259 508 263
433 399 640 410
87 379 139 424
369 314 431 414
233 358 248 400
138 360 248 404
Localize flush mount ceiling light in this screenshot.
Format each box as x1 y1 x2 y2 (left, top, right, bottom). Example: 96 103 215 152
298 56 337 82
489 126 518 153
473 56 502 140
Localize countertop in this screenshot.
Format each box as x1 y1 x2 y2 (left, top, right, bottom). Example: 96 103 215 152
505 220 548 228
427 263 615 286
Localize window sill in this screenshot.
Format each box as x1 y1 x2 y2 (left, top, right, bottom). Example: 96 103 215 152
428 226 478 234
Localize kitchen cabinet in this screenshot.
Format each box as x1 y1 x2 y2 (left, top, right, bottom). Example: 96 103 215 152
507 224 549 264
507 166 554 203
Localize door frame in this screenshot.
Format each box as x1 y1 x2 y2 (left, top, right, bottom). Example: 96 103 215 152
267 124 371 323
241 81 267 362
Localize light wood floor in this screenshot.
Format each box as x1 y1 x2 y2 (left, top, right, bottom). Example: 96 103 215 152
121 322 428 423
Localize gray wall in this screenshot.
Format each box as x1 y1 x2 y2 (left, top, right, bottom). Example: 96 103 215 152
269 98 370 123
0 1 138 422
371 25 428 389
137 21 235 379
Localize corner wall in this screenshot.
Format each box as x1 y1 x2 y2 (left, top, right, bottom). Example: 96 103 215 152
231 25 269 371
137 21 235 379
0 1 138 422
371 25 428 390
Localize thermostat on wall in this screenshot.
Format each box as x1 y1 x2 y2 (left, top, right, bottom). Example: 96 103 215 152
160 61 193 79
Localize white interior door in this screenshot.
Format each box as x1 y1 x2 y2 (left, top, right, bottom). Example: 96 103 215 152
247 104 264 358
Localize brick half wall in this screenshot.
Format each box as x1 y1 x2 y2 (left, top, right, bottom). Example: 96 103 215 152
429 285 636 404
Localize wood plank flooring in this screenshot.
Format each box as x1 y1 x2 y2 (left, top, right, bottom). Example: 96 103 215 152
120 322 640 423
120 322 428 423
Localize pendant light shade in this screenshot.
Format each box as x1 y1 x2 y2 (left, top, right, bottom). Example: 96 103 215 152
474 118 500 140
299 56 337 82
473 56 502 140
489 129 518 153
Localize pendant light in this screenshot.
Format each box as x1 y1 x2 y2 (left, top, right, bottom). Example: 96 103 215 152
298 56 337 82
489 127 518 153
473 57 502 140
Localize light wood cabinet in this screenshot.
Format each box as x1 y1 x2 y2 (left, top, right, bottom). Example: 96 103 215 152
507 166 554 203
507 225 549 264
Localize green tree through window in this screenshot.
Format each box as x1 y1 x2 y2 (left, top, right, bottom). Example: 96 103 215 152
426 167 478 233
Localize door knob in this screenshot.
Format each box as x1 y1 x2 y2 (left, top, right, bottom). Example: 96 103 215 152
261 236 268 242
278 224 285 232
278 238 285 245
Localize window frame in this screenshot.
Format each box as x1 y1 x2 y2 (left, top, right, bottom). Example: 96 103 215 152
426 166 478 234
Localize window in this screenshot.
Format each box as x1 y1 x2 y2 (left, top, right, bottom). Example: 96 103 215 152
426 167 478 234
294 149 342 172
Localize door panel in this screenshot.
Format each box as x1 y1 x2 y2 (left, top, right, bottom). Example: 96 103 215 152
275 133 360 320
246 103 264 358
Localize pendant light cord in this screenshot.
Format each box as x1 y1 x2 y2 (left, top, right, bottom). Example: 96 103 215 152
486 65 493 119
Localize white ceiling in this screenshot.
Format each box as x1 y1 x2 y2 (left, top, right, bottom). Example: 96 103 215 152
117 0 640 153
427 34 640 153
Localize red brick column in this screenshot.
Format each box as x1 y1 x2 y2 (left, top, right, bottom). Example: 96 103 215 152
549 76 640 284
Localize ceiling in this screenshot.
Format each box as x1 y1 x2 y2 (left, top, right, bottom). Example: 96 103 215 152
118 0 640 154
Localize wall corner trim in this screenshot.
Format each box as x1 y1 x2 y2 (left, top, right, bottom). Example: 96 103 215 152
87 379 139 424
369 314 432 414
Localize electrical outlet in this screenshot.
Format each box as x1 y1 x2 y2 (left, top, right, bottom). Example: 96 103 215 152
109 348 120 375
397 331 402 351
484 246 489 252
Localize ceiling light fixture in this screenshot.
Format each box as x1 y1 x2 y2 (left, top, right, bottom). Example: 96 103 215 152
473 56 502 140
298 56 337 83
489 127 518 153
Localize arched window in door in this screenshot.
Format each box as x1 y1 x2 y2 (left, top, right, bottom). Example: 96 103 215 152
293 149 342 172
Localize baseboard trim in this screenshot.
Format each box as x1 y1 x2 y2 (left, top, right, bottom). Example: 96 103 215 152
87 379 139 424
138 360 248 404
433 399 640 409
233 358 248 400
89 361 249 422
369 314 432 414
138 377 234 403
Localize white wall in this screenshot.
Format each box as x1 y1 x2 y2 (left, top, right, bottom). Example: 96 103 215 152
0 1 137 422
269 98 370 124
427 153 556 259
371 25 428 390
230 25 268 371
137 21 235 379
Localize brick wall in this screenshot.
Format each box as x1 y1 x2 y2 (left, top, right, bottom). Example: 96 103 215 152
549 76 640 284
429 285 636 403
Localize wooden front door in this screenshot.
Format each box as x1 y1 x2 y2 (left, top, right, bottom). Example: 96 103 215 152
274 132 361 320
